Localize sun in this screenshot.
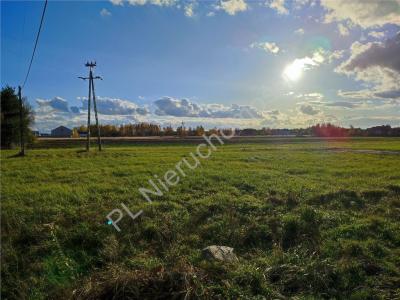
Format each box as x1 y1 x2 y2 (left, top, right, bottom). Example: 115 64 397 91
283 61 303 82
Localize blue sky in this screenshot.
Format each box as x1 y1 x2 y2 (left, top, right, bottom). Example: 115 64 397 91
1 0 400 132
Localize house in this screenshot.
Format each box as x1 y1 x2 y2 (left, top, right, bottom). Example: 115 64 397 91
51 126 72 137
78 131 88 138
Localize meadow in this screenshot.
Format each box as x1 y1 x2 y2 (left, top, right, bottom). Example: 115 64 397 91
1 137 400 299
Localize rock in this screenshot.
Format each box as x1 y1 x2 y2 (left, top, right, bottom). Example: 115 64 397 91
202 245 238 263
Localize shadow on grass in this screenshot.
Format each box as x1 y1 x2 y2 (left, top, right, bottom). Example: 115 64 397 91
6 152 25 159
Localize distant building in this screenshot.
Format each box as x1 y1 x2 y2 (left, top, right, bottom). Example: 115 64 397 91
51 126 72 137
31 130 40 137
78 131 88 138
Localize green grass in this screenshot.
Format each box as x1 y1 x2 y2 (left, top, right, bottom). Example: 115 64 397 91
1 137 400 299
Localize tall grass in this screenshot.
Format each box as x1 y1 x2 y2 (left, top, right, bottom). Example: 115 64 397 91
1 138 400 298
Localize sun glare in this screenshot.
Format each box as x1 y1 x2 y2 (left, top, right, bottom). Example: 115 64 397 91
283 61 303 81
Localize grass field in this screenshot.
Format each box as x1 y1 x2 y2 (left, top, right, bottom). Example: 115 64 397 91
1 137 400 299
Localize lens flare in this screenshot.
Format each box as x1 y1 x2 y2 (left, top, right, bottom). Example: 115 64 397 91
283 61 303 81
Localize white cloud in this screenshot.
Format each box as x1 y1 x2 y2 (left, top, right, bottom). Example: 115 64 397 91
34 110 140 133
299 104 320 115
110 0 124 5
100 8 112 17
368 31 386 39
36 97 70 112
32 95 399 132
122 0 177 6
184 2 196 17
337 23 349 36
296 92 324 100
293 0 316 9
267 0 288 15
216 0 248 15
321 0 400 28
336 33 400 100
250 41 280 54
328 49 345 63
110 0 177 6
154 96 263 118
79 97 149 115
338 88 400 100
294 28 305 35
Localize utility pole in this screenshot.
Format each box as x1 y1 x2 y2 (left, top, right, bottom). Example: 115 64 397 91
18 86 25 156
79 61 102 151
181 121 186 137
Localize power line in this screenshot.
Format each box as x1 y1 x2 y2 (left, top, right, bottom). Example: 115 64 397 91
21 0 48 89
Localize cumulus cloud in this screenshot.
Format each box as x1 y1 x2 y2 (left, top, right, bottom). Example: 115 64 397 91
321 0 400 28
267 0 288 15
154 97 201 117
216 0 248 15
250 41 280 54
328 49 345 63
34 110 140 133
154 96 263 118
34 96 150 132
79 97 149 115
336 33 400 100
100 8 112 17
338 34 400 73
36 97 70 112
299 104 320 115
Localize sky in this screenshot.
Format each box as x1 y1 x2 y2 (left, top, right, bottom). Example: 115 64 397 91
1 0 400 132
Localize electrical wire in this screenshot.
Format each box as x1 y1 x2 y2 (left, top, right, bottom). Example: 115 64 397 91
21 0 48 89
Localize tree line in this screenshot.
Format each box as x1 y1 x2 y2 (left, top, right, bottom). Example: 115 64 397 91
238 124 400 137
71 123 400 138
72 124 210 137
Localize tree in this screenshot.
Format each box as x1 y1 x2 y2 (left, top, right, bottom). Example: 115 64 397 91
71 128 80 138
1 86 34 149
194 126 205 136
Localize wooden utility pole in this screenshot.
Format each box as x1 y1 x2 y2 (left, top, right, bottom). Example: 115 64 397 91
86 70 92 151
18 86 25 156
79 61 102 151
91 77 102 150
